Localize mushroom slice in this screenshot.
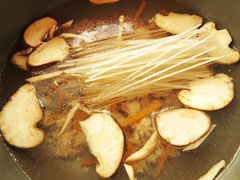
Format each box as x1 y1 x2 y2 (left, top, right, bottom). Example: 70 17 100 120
155 108 211 147
154 12 202 34
79 113 124 178
24 17 57 47
26 71 64 83
11 48 32 70
125 131 158 163
198 160 225 180
48 25 57 40
178 74 234 111
200 22 239 64
183 124 216 152
28 37 70 67
0 84 44 148
61 19 74 29
124 164 137 180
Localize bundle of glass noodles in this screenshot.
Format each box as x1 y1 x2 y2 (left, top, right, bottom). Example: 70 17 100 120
49 25 223 108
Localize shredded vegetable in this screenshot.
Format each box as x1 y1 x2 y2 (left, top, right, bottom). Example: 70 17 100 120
120 101 161 127
58 103 80 136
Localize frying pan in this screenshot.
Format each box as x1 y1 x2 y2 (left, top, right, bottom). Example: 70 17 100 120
0 0 240 179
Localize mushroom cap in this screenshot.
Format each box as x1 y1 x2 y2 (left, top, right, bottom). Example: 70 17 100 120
24 17 57 47
80 113 124 178
28 37 70 67
178 74 234 111
154 12 203 34
0 84 44 148
11 48 32 70
155 108 211 147
200 22 239 64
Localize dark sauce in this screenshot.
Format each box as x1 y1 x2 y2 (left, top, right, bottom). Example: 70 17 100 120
0 0 240 180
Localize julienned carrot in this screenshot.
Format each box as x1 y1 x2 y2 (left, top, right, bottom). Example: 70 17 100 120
81 159 98 166
134 0 147 21
74 121 82 132
154 144 173 178
120 101 161 127
89 0 119 5
74 111 90 120
126 142 135 158
109 103 118 111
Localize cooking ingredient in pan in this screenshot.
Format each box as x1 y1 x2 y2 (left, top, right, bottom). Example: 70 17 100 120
0 8 239 180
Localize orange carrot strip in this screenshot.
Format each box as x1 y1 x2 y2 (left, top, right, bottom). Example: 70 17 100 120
74 121 83 133
126 142 135 158
89 0 119 5
81 159 98 166
120 101 161 127
109 103 118 111
154 144 173 178
134 0 147 21
74 111 90 120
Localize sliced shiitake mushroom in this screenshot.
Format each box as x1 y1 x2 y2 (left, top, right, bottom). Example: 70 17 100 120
198 160 225 180
155 108 211 147
125 131 158 163
11 48 32 70
183 124 216 151
178 74 234 111
123 164 136 180
24 17 57 47
79 113 124 178
200 22 239 64
61 19 74 29
0 84 44 148
28 37 70 67
154 12 203 34
26 71 64 83
48 25 57 40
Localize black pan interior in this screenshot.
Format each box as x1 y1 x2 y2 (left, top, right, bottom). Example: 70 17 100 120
0 0 240 180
